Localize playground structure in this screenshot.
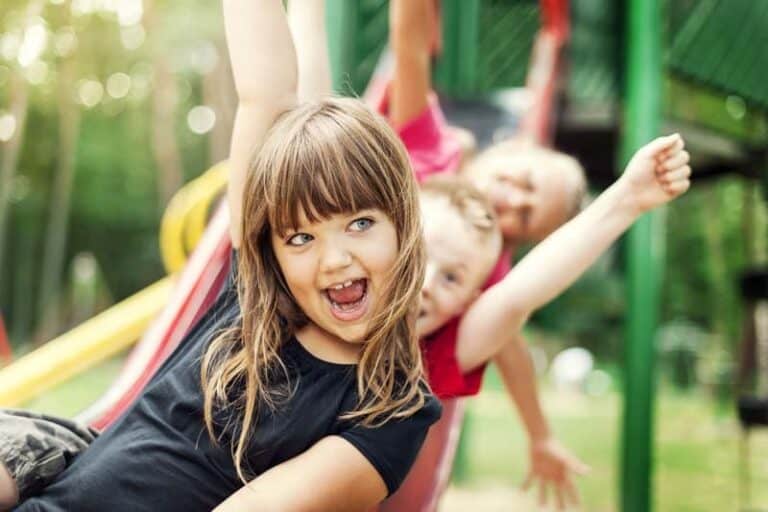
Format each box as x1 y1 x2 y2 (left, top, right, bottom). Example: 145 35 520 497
0 0 766 511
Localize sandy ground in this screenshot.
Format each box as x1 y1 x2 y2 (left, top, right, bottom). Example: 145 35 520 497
439 485 574 512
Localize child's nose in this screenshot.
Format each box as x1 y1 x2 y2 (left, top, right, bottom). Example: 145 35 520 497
504 188 532 210
319 242 353 272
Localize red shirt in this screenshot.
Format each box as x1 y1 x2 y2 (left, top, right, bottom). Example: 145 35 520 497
377 90 512 398
421 251 511 398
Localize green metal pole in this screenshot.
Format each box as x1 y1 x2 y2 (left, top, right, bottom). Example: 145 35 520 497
619 0 664 511
326 0 358 94
433 0 480 96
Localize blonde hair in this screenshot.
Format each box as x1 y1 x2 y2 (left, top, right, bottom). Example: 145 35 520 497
421 176 499 242
201 97 427 483
463 142 588 220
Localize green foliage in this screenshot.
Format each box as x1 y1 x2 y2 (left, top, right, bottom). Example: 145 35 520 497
0 0 221 345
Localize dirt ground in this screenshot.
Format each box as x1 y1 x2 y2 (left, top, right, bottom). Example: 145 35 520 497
440 485 566 512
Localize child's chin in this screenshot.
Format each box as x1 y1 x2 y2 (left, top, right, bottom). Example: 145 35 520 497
334 324 368 344
416 317 440 338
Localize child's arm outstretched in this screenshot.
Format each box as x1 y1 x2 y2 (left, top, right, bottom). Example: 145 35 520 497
214 436 387 511
225 0 298 248
457 134 691 371
495 337 589 509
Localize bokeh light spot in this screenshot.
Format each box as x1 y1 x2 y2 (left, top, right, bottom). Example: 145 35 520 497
25 61 49 85
725 95 746 120
187 106 216 135
18 19 48 68
107 72 131 98
78 79 104 108
120 24 145 50
54 27 77 57
0 113 17 142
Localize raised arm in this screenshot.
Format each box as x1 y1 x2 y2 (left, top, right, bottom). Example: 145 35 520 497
456 134 691 370
225 0 298 247
213 436 387 512
288 0 333 102
389 0 433 128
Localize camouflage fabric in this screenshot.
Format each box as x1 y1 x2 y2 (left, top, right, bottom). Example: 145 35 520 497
0 409 99 500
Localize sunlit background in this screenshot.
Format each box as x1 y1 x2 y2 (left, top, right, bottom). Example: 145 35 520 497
1 1 767 511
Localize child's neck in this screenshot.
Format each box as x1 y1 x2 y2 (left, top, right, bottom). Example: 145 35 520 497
295 324 362 365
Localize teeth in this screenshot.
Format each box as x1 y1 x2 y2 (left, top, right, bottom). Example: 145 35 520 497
329 279 357 290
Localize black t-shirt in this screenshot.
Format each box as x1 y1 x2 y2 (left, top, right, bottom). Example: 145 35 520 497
17 257 441 512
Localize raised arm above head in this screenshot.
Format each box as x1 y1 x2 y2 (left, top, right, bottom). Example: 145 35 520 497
288 0 333 102
389 0 435 128
224 0 298 247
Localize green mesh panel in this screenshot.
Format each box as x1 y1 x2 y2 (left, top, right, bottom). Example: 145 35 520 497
567 0 621 104
339 0 388 94
667 0 768 110
475 0 539 92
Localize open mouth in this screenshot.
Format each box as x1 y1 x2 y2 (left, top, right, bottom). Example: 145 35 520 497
324 279 369 322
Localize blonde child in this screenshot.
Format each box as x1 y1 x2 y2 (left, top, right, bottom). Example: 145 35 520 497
2 1 441 510
381 1 689 511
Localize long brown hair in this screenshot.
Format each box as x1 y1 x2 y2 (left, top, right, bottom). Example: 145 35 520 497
201 97 427 482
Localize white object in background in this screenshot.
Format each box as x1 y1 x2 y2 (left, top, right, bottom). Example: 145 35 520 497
550 347 594 391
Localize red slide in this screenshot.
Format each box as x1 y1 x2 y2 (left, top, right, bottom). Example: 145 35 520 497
78 204 232 430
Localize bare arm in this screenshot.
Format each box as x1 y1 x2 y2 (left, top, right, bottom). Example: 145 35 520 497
494 335 549 442
288 0 333 102
457 134 691 371
213 436 387 512
225 0 298 247
389 0 432 128
494 336 588 509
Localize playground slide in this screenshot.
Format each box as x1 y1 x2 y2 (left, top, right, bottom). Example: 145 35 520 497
0 277 173 407
0 164 228 415
82 205 231 429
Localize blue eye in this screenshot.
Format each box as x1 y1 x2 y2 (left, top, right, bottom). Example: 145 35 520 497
287 233 313 246
443 272 459 284
349 218 374 232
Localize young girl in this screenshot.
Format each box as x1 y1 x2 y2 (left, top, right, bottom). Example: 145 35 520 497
1 1 440 510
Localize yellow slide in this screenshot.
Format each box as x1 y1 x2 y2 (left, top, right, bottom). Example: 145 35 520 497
0 164 227 407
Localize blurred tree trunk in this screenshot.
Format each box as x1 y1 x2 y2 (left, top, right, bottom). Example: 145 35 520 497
146 0 184 211
0 71 29 294
700 185 730 341
743 179 768 266
152 58 184 209
204 39 236 165
36 57 81 342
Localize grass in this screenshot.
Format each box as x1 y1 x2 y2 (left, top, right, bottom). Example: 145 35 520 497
452 367 768 511
21 352 129 417
19 356 768 511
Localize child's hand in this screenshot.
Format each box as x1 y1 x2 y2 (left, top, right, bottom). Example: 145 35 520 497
620 133 691 214
522 437 590 510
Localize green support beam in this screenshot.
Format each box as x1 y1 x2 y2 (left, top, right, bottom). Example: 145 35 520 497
326 0 359 94
434 0 481 96
619 0 664 511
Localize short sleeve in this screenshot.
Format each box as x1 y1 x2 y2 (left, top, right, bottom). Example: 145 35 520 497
338 393 442 496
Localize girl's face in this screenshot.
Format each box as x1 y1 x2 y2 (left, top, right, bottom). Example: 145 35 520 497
272 208 399 350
